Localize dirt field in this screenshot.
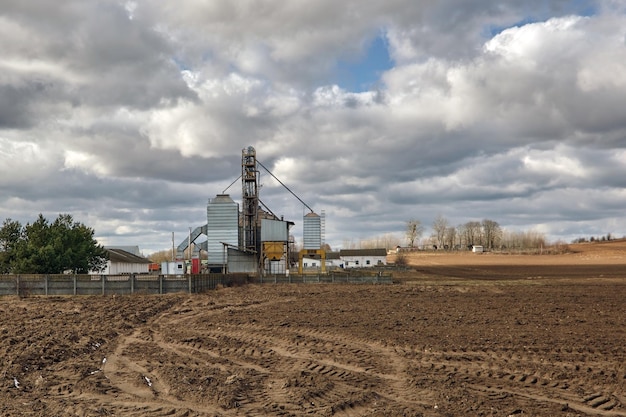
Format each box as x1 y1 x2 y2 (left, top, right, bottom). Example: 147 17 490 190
1 240 625 416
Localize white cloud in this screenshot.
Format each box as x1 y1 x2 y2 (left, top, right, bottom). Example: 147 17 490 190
522 151 588 179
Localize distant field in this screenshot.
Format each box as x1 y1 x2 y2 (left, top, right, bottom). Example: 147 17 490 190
1 240 625 416
389 239 626 284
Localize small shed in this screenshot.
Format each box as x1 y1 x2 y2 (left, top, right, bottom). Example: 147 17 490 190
471 245 484 253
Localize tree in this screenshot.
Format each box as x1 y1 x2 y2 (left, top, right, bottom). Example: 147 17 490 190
405 219 423 248
0 218 23 273
149 249 175 263
4 214 108 274
432 215 449 249
444 226 456 250
481 219 502 250
464 221 482 247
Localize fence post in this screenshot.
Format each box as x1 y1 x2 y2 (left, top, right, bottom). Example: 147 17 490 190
44 275 48 296
188 274 192 294
101 275 105 295
73 275 77 295
130 274 135 294
16 275 19 296
159 274 163 295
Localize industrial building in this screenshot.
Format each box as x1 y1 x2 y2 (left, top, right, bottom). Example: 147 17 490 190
173 146 324 276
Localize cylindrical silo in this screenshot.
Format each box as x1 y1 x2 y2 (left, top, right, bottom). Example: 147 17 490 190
206 194 239 265
303 212 321 250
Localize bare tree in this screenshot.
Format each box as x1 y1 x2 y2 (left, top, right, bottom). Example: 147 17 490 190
482 219 502 249
432 215 449 249
456 224 467 248
444 226 456 250
464 221 482 247
501 229 546 251
405 219 424 248
342 238 358 249
359 234 402 250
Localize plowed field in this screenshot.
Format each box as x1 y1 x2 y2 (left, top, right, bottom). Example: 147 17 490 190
1 240 625 416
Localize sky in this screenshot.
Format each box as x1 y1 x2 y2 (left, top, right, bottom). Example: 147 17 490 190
1 0 626 254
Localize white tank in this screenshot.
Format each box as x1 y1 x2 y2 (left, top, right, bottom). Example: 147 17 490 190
206 194 239 265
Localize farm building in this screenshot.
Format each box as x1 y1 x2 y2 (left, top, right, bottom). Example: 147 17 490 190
339 249 387 269
299 250 387 270
94 248 152 275
325 251 343 268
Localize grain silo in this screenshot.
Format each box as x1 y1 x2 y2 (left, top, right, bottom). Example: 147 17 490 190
206 194 239 267
303 212 321 249
299 211 326 273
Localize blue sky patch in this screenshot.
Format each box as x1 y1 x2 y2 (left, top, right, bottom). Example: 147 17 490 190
334 34 393 93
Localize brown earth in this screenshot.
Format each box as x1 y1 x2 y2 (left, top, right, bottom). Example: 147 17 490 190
1 240 625 416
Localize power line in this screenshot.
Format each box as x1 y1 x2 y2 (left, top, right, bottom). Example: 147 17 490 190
222 175 241 194
256 159 314 213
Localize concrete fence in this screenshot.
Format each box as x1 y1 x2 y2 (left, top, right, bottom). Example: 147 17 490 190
0 271 393 297
0 274 248 296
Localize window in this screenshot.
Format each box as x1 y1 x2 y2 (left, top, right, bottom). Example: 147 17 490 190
355 260 359 265
366 260 371 265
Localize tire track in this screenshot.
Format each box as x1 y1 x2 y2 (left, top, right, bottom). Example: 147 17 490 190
406 345 626 415
149 302 434 415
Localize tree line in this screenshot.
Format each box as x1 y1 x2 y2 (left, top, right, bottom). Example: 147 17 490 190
0 214 108 274
406 215 547 251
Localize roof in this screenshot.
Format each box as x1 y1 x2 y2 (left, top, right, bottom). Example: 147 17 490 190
339 248 388 257
105 245 141 256
106 248 152 264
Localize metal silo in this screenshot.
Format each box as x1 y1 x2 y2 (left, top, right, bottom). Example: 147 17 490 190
206 194 239 266
303 212 322 250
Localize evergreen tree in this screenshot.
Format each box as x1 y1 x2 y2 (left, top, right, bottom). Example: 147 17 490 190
0 218 22 273
0 214 108 274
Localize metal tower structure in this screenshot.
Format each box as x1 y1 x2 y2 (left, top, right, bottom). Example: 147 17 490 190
242 146 259 253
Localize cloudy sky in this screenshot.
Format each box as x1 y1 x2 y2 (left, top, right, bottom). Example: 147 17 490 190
2 0 626 253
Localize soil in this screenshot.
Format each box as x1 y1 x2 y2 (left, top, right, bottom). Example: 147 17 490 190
1 240 625 416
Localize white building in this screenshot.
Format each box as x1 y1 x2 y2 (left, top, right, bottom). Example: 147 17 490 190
339 249 388 269
300 249 388 271
94 248 152 275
